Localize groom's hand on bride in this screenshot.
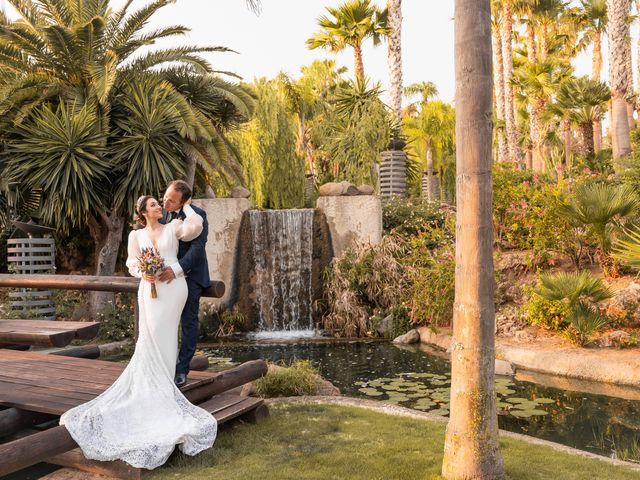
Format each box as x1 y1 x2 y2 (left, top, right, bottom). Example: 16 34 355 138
158 268 176 283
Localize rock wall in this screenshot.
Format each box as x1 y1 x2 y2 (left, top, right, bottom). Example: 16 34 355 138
192 198 251 308
315 195 382 258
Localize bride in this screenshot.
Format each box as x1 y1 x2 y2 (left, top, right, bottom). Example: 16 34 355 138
60 195 217 469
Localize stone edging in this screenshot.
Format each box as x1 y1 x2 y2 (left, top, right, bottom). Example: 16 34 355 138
417 327 640 389
266 395 640 471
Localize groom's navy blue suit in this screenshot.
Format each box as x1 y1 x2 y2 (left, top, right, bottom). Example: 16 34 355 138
164 205 211 376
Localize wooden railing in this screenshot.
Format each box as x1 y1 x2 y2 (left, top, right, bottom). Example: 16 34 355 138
0 274 225 298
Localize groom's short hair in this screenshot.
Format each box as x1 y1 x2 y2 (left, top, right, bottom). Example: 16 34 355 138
168 180 192 203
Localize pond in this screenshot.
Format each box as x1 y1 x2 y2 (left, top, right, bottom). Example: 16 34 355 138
202 339 640 462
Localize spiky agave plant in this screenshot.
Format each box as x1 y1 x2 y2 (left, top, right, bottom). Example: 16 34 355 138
534 270 613 346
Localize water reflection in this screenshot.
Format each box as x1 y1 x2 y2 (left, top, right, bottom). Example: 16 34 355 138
203 340 640 461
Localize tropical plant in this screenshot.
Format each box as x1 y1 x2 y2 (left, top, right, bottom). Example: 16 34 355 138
0 0 252 314
552 76 610 156
558 182 639 275
533 270 613 345
315 78 394 186
403 99 455 201
306 0 388 82
230 75 304 209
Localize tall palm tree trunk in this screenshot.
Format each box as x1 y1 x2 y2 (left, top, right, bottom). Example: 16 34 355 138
502 0 521 164
425 147 439 201
387 0 403 128
492 23 508 163
580 122 596 156
592 30 603 152
442 0 505 478
353 43 365 82
562 118 572 166
625 37 635 129
526 22 543 170
608 0 632 158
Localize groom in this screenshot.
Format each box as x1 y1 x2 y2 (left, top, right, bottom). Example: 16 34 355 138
158 179 211 388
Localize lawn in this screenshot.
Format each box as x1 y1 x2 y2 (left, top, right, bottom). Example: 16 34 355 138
152 402 640 480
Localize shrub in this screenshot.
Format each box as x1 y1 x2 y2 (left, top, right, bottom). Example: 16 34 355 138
403 237 455 329
523 285 572 331
322 236 408 337
253 360 319 397
97 298 135 342
525 271 613 346
382 196 454 242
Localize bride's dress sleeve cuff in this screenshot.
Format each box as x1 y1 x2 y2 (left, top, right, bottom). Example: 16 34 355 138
169 261 184 278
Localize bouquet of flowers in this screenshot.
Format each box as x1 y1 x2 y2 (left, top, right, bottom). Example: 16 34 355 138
137 247 165 298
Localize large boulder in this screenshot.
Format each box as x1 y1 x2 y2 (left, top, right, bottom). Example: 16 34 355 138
231 186 251 198
376 314 394 337
604 281 640 327
357 184 375 195
392 329 420 344
318 181 360 196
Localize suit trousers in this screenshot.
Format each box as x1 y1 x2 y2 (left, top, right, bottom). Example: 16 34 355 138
176 278 203 375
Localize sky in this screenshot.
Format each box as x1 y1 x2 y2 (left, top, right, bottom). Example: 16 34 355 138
1 0 637 105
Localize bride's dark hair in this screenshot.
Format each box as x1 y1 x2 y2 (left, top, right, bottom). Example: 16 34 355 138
133 195 153 229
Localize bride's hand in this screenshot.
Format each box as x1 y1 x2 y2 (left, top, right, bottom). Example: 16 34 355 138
142 272 156 283
157 267 176 284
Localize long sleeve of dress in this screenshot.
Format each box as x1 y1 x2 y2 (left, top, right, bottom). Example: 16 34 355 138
168 204 204 277
173 204 203 241
126 230 142 278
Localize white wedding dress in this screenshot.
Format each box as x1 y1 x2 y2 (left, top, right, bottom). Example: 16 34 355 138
60 205 217 469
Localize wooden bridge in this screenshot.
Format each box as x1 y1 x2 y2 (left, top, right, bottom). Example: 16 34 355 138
0 274 268 479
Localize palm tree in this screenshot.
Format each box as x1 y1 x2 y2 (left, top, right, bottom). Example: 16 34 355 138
554 76 610 156
306 0 388 82
403 101 454 201
441 0 505 478
575 0 608 151
559 182 639 276
386 0 403 129
492 2 509 163
0 0 251 314
501 0 522 164
607 0 632 158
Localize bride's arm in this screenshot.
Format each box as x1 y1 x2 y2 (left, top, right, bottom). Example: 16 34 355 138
125 231 142 278
173 204 203 242
168 204 204 278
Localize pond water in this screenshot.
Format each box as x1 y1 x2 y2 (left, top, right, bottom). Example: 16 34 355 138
202 340 640 462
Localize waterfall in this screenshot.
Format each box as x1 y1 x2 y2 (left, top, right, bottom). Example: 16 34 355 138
248 209 314 331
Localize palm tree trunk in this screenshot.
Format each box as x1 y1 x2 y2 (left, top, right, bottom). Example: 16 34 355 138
607 0 632 158
526 23 536 63
581 122 595 157
540 23 548 61
353 44 365 82
562 119 572 166
442 0 505 478
185 149 197 189
531 99 545 172
387 0 403 128
592 30 603 152
625 38 635 129
424 147 440 201
492 23 508 163
501 0 521 164
87 210 126 318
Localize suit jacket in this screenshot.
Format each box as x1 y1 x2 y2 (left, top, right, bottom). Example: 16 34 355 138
163 205 211 289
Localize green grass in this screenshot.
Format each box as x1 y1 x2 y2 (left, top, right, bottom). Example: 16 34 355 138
152 403 640 480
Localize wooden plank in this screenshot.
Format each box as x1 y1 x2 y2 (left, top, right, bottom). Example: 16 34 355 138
46 449 144 480
196 393 248 414
0 329 75 347
0 320 99 340
213 397 265 425
8 290 53 298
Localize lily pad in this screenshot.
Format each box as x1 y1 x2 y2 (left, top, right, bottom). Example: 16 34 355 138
359 388 384 397
511 409 549 418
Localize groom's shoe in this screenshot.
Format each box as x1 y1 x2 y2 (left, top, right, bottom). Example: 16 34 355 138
174 372 187 388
